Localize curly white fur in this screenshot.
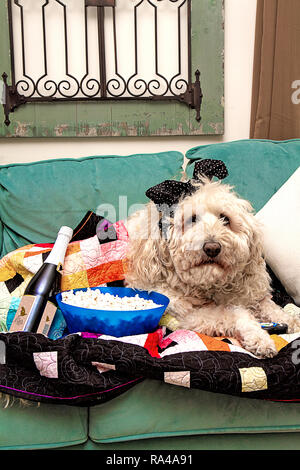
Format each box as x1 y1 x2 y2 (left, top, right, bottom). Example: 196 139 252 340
125 179 300 358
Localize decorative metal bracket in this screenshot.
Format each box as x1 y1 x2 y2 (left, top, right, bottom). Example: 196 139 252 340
150 69 203 122
179 70 203 122
2 72 27 126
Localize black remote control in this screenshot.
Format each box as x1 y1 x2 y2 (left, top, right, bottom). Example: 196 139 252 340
260 322 288 335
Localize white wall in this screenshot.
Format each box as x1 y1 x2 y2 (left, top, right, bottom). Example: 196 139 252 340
0 0 257 164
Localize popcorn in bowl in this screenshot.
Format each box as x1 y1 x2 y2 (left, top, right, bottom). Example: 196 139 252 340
61 288 163 311
56 286 170 336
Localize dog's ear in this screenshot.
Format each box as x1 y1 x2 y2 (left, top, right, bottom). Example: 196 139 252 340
242 213 266 279
249 222 264 260
125 204 173 288
125 237 171 288
233 196 265 267
243 216 272 294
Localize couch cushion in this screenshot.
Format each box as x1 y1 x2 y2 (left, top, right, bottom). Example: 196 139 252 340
256 167 300 305
185 139 300 212
0 151 183 258
89 379 300 443
0 402 87 450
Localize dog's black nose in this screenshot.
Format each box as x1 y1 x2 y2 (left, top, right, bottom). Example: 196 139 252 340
203 242 221 258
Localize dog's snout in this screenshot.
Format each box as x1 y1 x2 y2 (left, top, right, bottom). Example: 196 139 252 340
203 242 221 258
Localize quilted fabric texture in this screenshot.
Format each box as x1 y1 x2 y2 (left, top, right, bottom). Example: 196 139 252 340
1 326 300 406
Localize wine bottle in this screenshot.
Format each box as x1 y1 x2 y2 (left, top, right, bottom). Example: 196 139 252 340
10 226 73 334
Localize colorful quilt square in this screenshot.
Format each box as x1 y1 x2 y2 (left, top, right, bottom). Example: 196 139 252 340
80 236 101 270
65 241 81 256
99 239 128 264
61 270 89 291
164 371 191 388
23 253 43 274
196 333 231 352
239 367 268 392
24 248 51 258
86 260 125 286
63 251 85 275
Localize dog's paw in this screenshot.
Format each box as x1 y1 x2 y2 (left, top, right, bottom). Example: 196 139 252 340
242 331 278 358
255 341 278 359
285 315 300 334
168 297 196 319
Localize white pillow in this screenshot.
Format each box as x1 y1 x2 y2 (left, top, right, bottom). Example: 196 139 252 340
256 167 300 306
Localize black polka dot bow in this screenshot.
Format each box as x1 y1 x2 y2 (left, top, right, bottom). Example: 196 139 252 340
146 159 228 207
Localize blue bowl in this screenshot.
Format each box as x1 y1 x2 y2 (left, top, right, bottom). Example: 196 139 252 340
56 286 169 337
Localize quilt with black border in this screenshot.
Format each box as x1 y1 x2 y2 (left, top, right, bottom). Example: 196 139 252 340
1 324 300 406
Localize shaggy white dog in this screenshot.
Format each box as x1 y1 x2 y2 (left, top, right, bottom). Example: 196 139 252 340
124 176 300 358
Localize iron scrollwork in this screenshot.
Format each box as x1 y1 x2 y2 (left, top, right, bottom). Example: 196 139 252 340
2 0 202 126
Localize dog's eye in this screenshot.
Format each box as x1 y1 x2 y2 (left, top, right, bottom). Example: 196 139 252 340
219 214 230 226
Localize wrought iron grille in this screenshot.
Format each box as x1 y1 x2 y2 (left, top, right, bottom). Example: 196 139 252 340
2 0 203 126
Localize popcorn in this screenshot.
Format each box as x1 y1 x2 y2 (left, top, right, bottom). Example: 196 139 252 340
61 288 163 311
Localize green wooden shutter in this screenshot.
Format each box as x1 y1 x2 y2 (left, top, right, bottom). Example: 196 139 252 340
0 0 224 138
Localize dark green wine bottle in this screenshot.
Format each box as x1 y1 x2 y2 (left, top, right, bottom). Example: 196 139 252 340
10 226 73 334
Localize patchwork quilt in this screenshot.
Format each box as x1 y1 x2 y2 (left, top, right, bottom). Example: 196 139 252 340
1 212 300 406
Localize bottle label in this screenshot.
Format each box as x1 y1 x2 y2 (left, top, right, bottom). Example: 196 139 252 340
9 295 36 332
36 302 57 336
9 295 56 335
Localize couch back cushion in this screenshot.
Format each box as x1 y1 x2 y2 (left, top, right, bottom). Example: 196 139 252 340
186 139 300 212
0 151 183 257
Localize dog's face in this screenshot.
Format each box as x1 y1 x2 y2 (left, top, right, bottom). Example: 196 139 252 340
167 180 262 288
125 179 264 296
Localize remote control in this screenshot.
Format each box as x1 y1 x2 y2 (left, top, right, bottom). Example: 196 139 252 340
260 322 288 335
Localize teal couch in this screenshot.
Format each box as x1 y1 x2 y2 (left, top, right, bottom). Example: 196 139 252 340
1 140 300 451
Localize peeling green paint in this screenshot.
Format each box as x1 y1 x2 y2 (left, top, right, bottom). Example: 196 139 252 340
0 0 224 138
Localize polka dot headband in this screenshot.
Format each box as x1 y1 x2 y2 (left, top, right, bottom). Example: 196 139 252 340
146 158 228 207
145 158 228 237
